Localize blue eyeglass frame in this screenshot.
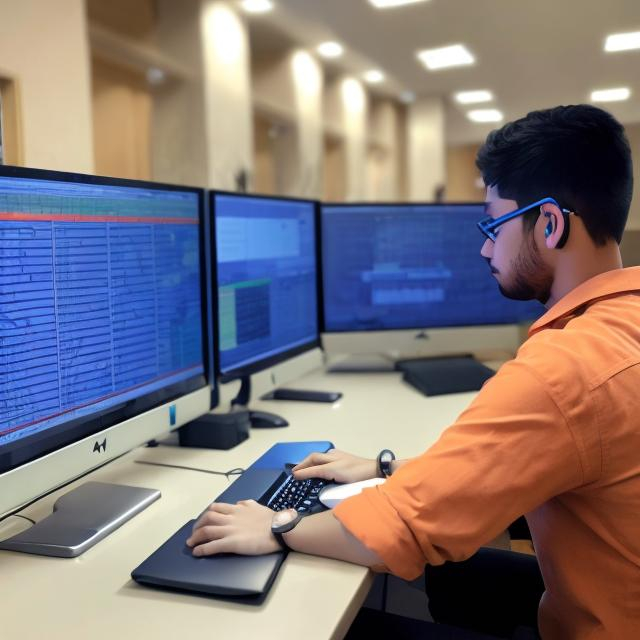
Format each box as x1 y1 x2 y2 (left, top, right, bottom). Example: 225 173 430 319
476 197 571 242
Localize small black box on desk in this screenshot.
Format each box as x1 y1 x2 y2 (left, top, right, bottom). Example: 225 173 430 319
395 355 495 396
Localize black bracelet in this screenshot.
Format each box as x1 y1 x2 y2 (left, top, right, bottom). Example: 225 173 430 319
376 449 396 478
271 512 303 550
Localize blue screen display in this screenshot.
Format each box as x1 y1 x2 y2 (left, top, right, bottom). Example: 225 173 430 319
0 176 205 447
321 203 544 332
214 194 318 376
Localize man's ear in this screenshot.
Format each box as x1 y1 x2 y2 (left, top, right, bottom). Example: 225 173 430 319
541 205 570 249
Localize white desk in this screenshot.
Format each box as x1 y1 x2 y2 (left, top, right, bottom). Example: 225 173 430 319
1 365 486 640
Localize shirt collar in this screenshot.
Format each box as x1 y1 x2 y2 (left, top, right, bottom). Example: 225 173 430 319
529 267 640 336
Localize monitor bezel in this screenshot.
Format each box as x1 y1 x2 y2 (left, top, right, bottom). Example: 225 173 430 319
209 190 321 383
0 164 217 476
318 200 540 334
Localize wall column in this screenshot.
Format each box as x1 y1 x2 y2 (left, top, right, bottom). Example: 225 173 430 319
407 96 446 201
200 1 253 190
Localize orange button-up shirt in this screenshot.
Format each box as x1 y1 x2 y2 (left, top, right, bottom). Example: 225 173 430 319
334 267 640 639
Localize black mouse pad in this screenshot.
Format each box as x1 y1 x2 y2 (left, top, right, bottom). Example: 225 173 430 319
131 520 285 603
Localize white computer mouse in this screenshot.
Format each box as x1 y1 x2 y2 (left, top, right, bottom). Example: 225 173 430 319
318 477 386 509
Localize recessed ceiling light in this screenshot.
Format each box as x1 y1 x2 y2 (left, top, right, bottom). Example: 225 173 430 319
591 87 631 102
604 31 640 52
417 44 475 71
369 0 429 8
455 90 493 104
363 69 385 84
316 41 344 58
240 0 273 14
467 109 503 123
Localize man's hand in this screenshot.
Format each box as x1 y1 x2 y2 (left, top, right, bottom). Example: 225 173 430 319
292 448 377 483
186 500 280 557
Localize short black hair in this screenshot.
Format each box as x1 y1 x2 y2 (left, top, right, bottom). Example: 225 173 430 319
476 104 633 245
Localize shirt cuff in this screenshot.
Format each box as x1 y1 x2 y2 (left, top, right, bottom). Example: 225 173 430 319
333 485 426 580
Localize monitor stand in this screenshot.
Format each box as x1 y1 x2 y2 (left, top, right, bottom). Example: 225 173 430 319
0 482 160 558
233 376 289 429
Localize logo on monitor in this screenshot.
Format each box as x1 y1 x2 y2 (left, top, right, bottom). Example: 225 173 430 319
93 438 107 453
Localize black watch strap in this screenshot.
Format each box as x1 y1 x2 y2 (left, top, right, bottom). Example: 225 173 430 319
376 449 396 478
271 511 303 550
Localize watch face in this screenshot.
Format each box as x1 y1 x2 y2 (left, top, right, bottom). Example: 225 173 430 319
272 509 298 529
381 451 393 463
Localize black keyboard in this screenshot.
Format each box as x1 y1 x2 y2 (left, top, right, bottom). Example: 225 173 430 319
266 475 330 514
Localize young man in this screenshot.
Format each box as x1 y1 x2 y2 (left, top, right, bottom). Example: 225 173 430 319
187 105 639 639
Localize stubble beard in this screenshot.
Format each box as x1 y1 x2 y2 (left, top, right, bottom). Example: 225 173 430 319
498 233 553 304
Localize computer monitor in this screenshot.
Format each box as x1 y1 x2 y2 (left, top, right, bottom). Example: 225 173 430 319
211 192 321 424
0 166 214 520
320 202 543 360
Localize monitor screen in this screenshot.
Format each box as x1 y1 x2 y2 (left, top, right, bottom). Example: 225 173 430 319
212 193 319 380
0 168 210 477
321 203 543 332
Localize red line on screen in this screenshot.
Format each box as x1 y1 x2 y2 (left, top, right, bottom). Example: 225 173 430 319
0 212 198 224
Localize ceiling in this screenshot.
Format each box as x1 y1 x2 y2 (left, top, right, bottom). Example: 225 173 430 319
245 0 640 145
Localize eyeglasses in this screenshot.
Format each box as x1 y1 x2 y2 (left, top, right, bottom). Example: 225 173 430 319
477 197 571 242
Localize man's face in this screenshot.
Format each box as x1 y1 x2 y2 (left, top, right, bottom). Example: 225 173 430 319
480 185 554 305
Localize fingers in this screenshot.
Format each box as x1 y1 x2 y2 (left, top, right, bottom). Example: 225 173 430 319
207 502 235 514
193 504 233 532
293 463 334 481
293 452 332 471
186 524 230 549
192 537 234 557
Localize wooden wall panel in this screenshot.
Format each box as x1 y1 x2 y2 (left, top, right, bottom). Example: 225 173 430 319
87 0 156 41
446 143 484 202
253 113 276 195
0 77 23 165
91 57 151 180
323 135 346 202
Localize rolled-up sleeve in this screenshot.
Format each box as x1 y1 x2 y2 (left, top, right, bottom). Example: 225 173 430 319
333 359 585 580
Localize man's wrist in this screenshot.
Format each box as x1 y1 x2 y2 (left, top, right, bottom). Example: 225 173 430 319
271 510 303 550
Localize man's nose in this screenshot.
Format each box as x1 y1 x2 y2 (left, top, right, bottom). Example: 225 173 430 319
480 237 493 259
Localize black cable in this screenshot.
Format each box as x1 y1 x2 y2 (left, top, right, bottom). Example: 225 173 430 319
12 514 36 526
135 459 244 480
0 452 128 526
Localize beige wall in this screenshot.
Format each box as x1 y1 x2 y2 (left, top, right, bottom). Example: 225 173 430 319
323 134 346 201
291 51 323 198
625 123 640 231
200 1 253 189
620 123 640 266
341 78 368 201
153 0 208 187
446 143 484 202
368 99 402 201
253 113 277 194
407 97 445 201
92 57 151 180
0 0 93 172
252 49 324 197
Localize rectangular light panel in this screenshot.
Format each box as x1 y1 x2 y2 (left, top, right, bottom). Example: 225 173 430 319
417 44 475 70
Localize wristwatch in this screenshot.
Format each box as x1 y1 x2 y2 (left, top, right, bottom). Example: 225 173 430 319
271 509 303 550
376 449 396 478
